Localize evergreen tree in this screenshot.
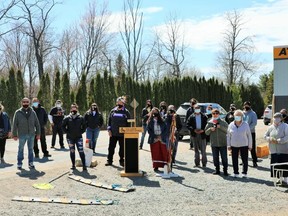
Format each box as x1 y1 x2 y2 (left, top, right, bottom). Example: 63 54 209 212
61 72 71 113
6 68 19 118
88 78 95 105
76 73 87 114
0 78 7 105
53 69 61 103
37 73 51 109
16 70 24 102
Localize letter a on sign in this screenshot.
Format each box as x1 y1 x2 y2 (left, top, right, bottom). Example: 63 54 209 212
274 47 288 60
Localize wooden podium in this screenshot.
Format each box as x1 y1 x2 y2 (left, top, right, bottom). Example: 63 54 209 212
119 126 143 177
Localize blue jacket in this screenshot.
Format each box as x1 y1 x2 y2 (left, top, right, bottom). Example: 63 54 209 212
243 109 257 133
1 112 11 133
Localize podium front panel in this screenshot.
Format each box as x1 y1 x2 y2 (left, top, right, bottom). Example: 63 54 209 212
124 134 139 173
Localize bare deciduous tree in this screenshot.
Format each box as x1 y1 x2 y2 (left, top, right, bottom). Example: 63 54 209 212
216 10 257 85
120 0 153 81
17 0 59 78
0 0 20 37
153 14 186 78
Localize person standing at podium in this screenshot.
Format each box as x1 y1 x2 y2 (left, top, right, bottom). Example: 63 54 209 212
106 97 131 167
147 107 168 172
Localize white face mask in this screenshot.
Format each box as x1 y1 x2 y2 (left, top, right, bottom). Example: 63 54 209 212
56 104 62 108
234 116 242 122
274 118 281 124
195 109 201 113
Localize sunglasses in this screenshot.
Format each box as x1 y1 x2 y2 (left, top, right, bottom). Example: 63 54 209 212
212 112 219 115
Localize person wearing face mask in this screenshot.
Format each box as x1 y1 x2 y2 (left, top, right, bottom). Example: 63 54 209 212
225 104 236 124
147 107 168 171
206 104 213 119
242 101 258 167
12 98 41 170
186 103 208 167
264 112 288 185
62 103 87 171
0 104 12 164
105 97 131 166
185 98 198 150
159 101 167 118
205 109 229 176
32 98 51 158
84 103 103 153
280 109 288 124
227 110 252 178
139 99 153 150
48 100 65 149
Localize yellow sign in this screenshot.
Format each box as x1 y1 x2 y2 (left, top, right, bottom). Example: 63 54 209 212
119 127 143 134
274 46 288 60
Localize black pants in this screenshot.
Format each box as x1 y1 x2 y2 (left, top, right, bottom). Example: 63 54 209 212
51 123 64 147
231 146 249 174
0 138 7 159
34 127 48 155
107 136 124 163
270 154 288 177
251 132 257 163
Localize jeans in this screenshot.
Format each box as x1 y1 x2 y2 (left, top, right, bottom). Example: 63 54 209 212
17 134 35 166
67 137 86 168
86 127 100 152
139 125 147 148
211 146 228 171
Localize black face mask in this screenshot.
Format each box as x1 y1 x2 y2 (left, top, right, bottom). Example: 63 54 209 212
71 110 77 115
22 105 29 109
244 106 251 111
282 114 287 119
153 112 160 117
118 104 123 108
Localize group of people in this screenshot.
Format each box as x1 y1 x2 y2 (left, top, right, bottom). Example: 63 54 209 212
0 97 103 171
1 96 287 184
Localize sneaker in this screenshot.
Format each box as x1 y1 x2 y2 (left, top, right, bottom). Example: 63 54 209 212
242 174 248 178
29 163 35 169
105 161 112 166
233 173 240 178
70 166 76 170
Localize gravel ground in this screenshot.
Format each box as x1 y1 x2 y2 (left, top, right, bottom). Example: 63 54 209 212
0 120 287 216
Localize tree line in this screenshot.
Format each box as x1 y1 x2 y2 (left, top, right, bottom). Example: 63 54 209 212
0 67 265 128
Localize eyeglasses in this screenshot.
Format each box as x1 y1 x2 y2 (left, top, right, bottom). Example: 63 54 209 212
212 112 219 115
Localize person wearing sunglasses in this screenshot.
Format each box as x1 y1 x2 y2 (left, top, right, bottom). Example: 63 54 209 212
12 98 41 170
205 109 229 176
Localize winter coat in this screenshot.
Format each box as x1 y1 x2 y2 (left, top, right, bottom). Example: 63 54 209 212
205 118 228 147
62 114 86 139
84 110 104 129
107 107 131 137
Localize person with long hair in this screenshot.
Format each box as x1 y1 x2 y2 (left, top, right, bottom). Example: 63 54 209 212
139 99 153 149
147 107 168 171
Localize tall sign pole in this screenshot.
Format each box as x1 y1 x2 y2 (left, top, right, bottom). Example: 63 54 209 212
273 45 288 112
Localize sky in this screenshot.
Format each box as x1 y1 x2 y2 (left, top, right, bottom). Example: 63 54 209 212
51 0 288 83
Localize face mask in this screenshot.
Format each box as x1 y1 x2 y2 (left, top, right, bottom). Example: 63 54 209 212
244 106 250 111
212 117 219 121
153 112 160 117
33 102 39 107
118 104 123 108
206 110 211 114
71 110 77 115
56 104 61 108
235 116 242 121
274 118 281 124
282 114 287 119
22 104 29 109
195 109 200 113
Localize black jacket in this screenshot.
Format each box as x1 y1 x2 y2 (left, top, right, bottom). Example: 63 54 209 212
141 106 152 126
62 114 86 139
185 106 194 122
33 105 48 128
165 113 182 133
107 107 131 137
49 106 65 124
186 113 208 139
84 110 104 129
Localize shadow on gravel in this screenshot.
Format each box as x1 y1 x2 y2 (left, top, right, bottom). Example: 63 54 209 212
70 169 97 179
174 165 200 174
34 157 54 164
253 165 270 172
16 169 46 180
127 176 161 188
223 175 274 186
0 162 13 168
53 148 70 152
94 152 107 157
